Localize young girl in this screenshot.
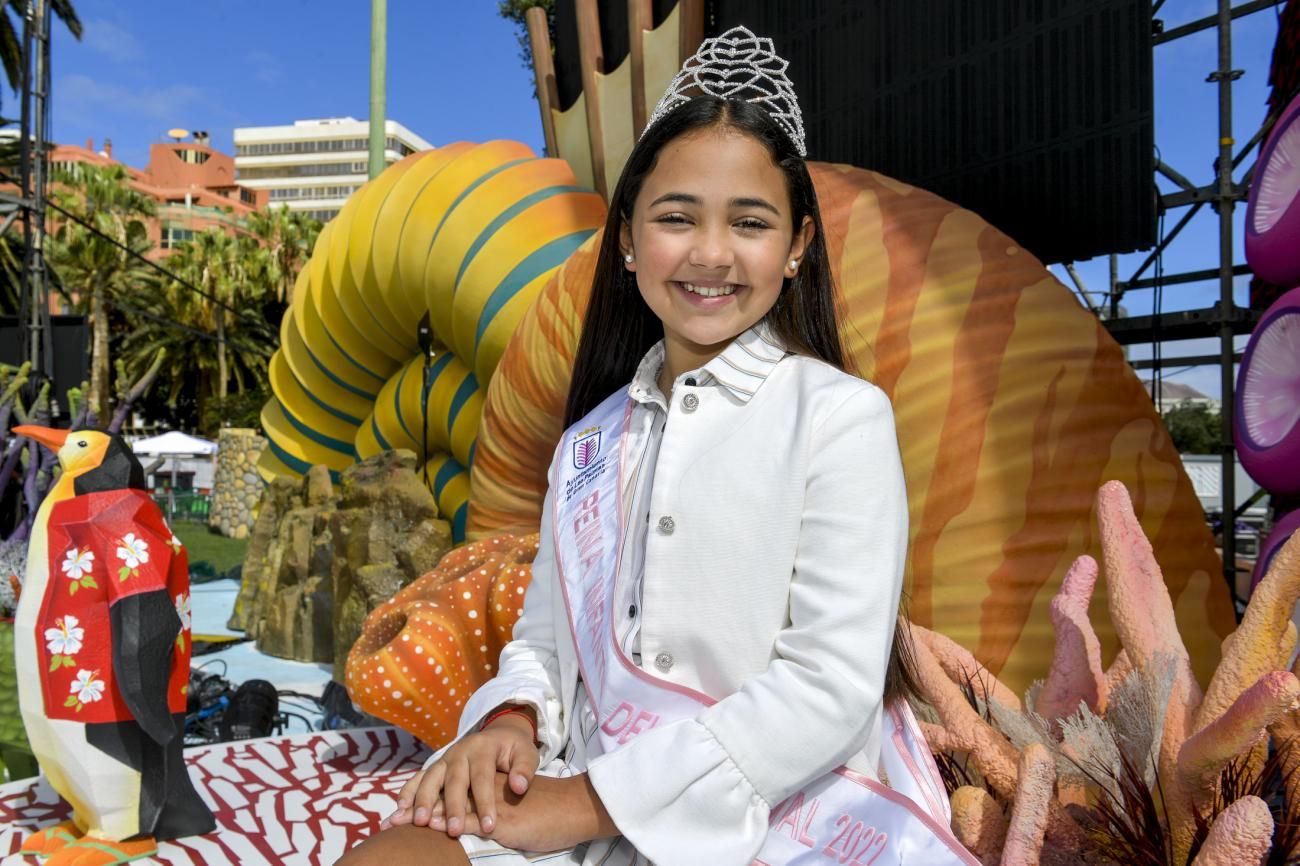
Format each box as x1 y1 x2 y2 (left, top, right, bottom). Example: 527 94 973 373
341 27 974 866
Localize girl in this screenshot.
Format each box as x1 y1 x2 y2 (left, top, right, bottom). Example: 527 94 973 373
341 27 973 866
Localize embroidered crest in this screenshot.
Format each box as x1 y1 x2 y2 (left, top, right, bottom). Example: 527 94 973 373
572 426 602 470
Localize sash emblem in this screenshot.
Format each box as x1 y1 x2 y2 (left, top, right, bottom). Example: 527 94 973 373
572 427 602 469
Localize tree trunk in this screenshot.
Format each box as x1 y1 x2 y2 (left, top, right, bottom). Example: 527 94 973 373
217 312 228 399
88 281 112 424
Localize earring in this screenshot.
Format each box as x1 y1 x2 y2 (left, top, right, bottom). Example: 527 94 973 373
789 259 799 272
624 253 634 264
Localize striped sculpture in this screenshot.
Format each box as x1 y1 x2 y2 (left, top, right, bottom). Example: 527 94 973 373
258 143 606 539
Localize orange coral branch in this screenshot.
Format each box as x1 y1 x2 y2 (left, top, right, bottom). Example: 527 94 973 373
950 785 1006 865
1196 530 1300 734
914 624 1022 712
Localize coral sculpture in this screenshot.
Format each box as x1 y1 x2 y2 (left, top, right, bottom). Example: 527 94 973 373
344 534 538 745
912 480 1300 864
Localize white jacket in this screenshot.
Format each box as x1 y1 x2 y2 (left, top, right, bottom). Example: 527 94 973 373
457 333 909 866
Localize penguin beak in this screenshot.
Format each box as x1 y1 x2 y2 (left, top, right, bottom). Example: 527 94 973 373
13 425 69 453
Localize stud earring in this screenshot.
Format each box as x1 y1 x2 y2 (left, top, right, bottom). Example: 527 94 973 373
624 253 634 264
789 259 799 272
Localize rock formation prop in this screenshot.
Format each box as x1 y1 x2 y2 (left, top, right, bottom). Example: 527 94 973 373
208 428 267 539
231 450 452 679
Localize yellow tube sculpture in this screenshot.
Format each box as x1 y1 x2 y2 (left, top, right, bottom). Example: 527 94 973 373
468 162 1236 694
259 143 607 540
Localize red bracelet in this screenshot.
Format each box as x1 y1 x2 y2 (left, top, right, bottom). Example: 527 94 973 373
480 706 539 743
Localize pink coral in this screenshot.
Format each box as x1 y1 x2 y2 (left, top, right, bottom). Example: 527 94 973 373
1098 648 1131 714
1037 555 1105 723
1189 795 1274 866
1001 744 1055 866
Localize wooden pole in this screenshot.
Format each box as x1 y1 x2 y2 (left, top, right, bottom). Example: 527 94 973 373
677 0 705 66
575 0 608 199
526 7 560 158
628 0 652 137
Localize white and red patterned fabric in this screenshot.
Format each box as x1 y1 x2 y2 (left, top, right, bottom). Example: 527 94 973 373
0 727 429 865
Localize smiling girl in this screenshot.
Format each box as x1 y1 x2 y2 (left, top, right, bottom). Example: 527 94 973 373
340 27 975 866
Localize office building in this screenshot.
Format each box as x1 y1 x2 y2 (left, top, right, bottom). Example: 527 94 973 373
233 118 434 222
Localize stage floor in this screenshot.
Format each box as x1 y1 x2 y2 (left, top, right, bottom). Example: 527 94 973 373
0 726 431 865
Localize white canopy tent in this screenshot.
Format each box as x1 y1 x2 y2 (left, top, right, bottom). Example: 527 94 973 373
131 430 218 456
130 430 217 492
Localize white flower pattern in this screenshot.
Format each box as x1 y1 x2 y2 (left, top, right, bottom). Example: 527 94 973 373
44 615 84 656
174 592 191 631
60 548 94 580
70 669 105 704
115 533 149 569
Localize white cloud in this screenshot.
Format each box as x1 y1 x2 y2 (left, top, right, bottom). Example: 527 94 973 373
81 19 142 64
57 73 205 124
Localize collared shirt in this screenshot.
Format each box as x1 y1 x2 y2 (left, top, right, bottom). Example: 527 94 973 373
616 324 789 663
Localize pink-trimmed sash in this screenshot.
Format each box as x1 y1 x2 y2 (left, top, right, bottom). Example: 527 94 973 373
552 392 978 865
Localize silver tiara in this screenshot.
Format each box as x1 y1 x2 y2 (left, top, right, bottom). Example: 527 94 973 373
643 26 806 157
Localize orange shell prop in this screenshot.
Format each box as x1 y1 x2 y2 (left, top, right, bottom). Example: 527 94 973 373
345 534 538 746
468 162 1235 694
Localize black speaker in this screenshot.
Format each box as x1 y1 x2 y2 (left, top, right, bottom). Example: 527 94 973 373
550 0 1157 265
0 315 89 415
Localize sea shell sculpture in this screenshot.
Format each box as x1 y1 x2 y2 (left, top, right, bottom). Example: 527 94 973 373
344 534 538 745
469 161 1234 694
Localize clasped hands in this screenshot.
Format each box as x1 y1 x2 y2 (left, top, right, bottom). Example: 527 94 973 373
382 708 615 853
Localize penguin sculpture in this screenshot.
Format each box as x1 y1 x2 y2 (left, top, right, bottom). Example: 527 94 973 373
11 426 213 865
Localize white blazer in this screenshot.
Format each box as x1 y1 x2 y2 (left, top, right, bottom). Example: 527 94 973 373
456 337 909 866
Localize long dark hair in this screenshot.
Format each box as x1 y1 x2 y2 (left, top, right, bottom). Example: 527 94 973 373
563 95 919 704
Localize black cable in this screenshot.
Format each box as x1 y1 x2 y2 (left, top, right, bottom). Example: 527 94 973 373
46 264 221 344
276 690 325 705
279 710 315 733
0 168 266 329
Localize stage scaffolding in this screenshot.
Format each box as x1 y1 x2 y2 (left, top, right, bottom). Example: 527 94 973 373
1099 0 1287 613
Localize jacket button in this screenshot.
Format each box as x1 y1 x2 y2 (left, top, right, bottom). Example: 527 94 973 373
655 651 674 672
682 393 699 412
657 515 675 534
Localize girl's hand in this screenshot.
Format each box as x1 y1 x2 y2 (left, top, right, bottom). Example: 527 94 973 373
383 709 539 835
433 773 614 853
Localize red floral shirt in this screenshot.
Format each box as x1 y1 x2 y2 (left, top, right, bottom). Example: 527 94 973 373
37 489 191 723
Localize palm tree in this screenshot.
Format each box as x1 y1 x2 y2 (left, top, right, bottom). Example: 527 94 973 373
163 229 273 398
245 206 321 304
0 0 82 108
44 162 156 422
118 246 275 430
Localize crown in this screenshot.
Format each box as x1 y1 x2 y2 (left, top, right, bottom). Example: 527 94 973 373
643 26 806 157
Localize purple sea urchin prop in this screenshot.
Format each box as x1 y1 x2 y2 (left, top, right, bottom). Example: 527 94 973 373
1235 287 1300 495
1246 91 1300 286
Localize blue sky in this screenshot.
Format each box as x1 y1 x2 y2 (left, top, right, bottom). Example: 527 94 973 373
35 1 1288 401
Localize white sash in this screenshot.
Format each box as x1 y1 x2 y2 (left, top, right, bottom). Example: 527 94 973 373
552 391 979 866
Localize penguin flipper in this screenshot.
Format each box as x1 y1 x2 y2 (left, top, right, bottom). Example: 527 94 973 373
109 589 180 747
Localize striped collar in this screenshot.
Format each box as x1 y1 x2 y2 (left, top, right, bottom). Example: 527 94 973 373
628 324 788 405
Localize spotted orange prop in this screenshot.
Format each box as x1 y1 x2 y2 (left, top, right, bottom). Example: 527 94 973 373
345 534 538 745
